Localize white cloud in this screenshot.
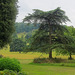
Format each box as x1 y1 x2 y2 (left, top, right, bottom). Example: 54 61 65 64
16 0 75 27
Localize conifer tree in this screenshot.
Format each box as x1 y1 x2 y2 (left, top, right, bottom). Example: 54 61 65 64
23 7 70 58
0 0 18 48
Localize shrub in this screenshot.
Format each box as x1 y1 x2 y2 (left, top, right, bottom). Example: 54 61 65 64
0 69 27 75
3 69 16 75
0 58 21 72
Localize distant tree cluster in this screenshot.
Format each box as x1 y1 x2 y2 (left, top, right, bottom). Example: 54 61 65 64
10 39 25 53
15 22 39 33
10 23 38 53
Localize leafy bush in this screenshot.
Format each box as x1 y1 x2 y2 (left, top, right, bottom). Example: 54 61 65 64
0 58 21 72
0 69 27 75
3 69 16 75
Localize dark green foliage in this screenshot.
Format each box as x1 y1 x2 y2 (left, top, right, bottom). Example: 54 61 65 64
55 35 75 60
23 7 70 58
10 39 25 53
24 29 69 53
0 0 18 48
0 58 21 72
55 26 75 59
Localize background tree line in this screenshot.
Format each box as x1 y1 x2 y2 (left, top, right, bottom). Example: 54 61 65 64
15 22 39 33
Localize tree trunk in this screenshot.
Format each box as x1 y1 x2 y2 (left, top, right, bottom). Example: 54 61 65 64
49 50 52 59
49 25 52 59
69 52 72 60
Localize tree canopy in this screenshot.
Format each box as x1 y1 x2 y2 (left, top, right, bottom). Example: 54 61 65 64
0 0 18 48
23 7 70 59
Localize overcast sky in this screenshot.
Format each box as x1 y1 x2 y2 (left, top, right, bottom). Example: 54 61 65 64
16 0 75 27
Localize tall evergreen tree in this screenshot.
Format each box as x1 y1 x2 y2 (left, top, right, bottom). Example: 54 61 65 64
0 0 18 48
23 7 70 59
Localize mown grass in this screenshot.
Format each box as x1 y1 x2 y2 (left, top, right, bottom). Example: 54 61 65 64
1 48 75 75
20 60 75 75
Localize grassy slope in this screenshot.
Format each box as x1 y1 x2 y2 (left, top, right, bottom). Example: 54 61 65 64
0 48 75 75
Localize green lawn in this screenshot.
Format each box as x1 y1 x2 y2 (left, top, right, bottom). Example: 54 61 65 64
18 59 75 75
0 49 75 75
